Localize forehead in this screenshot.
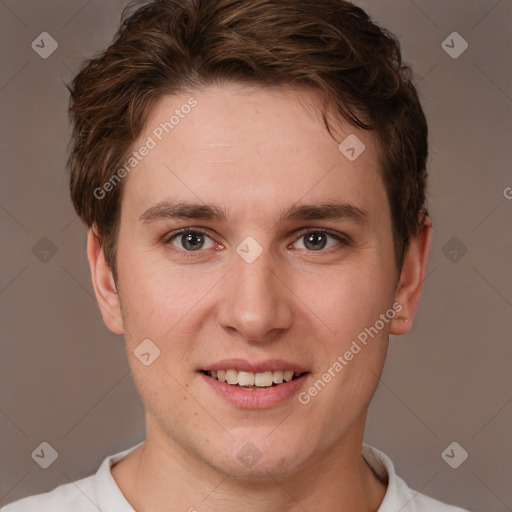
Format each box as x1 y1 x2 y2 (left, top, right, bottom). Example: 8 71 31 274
121 83 386 224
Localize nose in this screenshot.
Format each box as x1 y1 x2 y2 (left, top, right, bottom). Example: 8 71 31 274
217 242 293 343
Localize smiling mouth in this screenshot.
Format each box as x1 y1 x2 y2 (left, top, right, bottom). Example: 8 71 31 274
201 369 309 389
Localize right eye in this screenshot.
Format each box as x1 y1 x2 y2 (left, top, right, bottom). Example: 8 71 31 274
164 228 220 254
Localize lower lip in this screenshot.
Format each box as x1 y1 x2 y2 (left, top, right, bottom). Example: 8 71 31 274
199 372 311 409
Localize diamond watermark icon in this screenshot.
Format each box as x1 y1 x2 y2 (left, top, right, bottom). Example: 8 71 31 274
442 236 468 263
338 134 365 161
441 441 468 469
441 32 468 59
31 32 59 59
236 442 263 468
32 237 58 263
236 236 263 264
31 441 58 469
134 338 161 366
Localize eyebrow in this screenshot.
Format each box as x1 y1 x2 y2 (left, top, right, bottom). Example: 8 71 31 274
139 200 369 226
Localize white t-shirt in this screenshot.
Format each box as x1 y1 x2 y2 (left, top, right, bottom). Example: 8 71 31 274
1 442 472 511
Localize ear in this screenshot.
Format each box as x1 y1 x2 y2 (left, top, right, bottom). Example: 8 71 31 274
86 226 125 335
390 216 432 336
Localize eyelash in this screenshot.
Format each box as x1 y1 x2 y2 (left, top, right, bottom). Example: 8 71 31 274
163 227 350 257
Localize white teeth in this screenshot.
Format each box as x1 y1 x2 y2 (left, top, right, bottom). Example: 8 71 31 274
207 369 303 386
254 371 273 387
226 369 238 384
283 370 294 382
272 370 284 384
237 371 255 386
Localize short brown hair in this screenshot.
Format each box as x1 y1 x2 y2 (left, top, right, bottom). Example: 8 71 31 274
67 0 429 283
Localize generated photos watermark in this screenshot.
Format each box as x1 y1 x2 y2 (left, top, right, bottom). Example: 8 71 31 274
93 97 198 200
298 300 403 405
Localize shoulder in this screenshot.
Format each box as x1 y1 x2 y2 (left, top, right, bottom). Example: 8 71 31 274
362 442 473 512
1 441 143 512
0 475 98 512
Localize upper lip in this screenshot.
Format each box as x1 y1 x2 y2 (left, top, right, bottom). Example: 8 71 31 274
200 358 310 374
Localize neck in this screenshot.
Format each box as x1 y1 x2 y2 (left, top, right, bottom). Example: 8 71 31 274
111 414 387 512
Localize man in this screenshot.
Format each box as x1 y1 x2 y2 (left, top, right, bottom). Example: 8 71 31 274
2 0 472 510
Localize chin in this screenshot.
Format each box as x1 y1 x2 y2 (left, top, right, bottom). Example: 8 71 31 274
225 455 303 482
206 434 309 480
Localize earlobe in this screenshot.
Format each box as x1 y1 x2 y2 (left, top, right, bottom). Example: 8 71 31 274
390 216 432 336
86 227 125 335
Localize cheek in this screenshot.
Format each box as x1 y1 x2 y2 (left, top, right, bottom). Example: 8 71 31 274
299 258 394 399
302 260 395 339
116 253 209 383
301 274 392 419
116 250 183 335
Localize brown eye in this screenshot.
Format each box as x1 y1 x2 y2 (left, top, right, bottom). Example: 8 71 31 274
293 229 349 252
165 229 216 252
303 232 329 251
179 232 206 251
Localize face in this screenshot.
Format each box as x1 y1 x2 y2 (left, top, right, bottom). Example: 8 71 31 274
94 83 414 479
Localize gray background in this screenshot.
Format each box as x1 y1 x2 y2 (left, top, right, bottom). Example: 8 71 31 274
0 1 510 510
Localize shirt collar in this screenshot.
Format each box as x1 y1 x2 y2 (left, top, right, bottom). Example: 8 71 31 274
94 441 412 512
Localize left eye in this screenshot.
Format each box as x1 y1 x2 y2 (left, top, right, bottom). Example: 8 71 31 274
292 229 347 251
